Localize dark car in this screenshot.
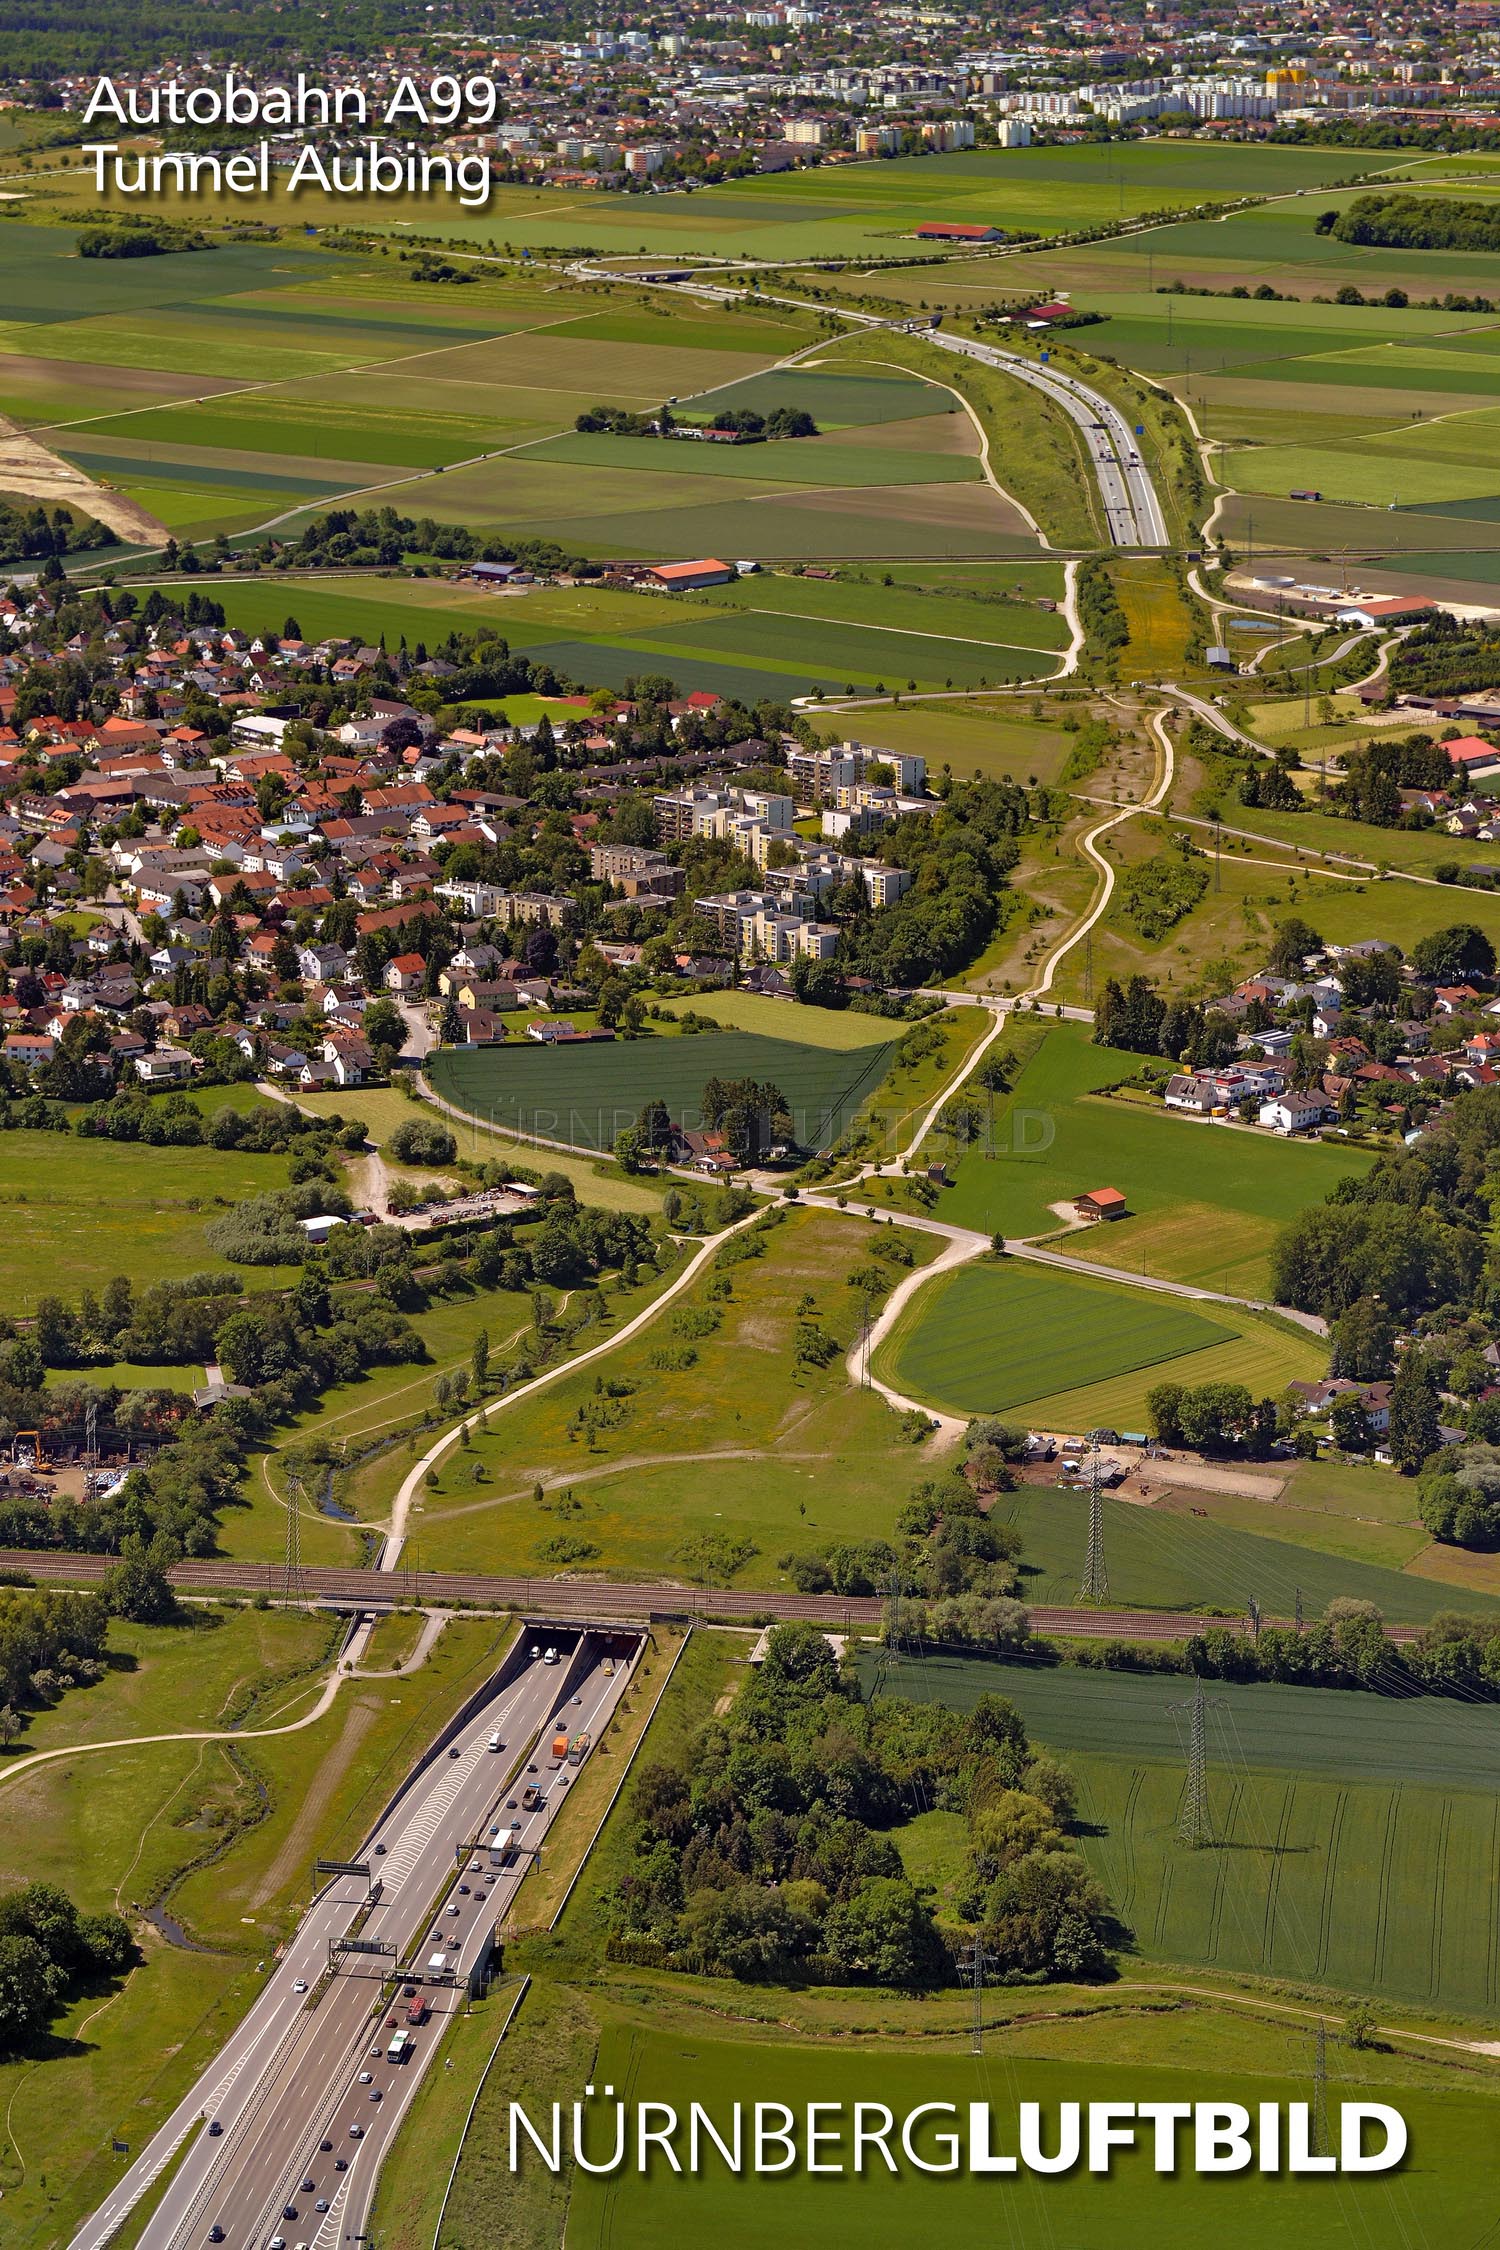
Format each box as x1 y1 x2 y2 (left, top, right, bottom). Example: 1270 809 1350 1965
283 2208 298 2223
448 1745 461 1759
320 2139 333 2153
301 2179 315 2194
402 1984 417 1998
207 2120 223 2138
458 1884 470 1895
370 2086 383 2102
208 2229 225 2243
374 1842 387 1855
334 2157 349 2172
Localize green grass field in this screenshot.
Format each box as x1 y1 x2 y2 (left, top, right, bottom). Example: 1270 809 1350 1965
903 1023 1370 1298
414 1208 941 1583
876 1256 1323 1428
2 1127 300 1312
879 1258 1235 1414
866 1653 1500 2017
426 1028 898 1155
995 1485 1496 1624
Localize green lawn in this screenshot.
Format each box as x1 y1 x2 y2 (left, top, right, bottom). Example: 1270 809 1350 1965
426 1029 898 1155
2 1128 300 1311
655 991 900 1047
916 1023 1371 1298
877 1258 1236 1416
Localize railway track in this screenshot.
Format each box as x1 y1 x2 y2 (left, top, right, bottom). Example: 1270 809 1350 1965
0 1549 1421 1643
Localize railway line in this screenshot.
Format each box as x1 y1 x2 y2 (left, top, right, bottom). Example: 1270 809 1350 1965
0 1548 1419 1644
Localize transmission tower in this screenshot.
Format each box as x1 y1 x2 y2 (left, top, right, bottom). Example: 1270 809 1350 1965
1166 1680 1225 1849
1311 2017 1330 2158
1077 1447 1109 1604
960 1936 988 2056
282 1472 308 1607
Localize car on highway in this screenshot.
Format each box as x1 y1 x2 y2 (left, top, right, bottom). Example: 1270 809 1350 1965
458 1883 470 1895
370 2086 383 2101
359 2071 373 2084
543 1647 558 1664
374 1842 386 1855
301 2178 315 2193
335 2156 349 2171
448 1745 461 1759
208 2228 224 2242
269 2238 285 2249
207 2120 222 2137
315 2199 329 2213
320 2138 333 2152
349 2123 364 2139
447 1900 461 1915
283 2205 298 2221
292 1979 307 1993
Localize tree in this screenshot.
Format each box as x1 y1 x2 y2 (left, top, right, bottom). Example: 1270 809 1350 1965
1388 1349 1439 1472
1329 1391 1371 1453
388 1118 457 1167
1266 916 1323 977
471 1328 489 1394
822 1876 944 1986
613 1123 646 1173
1411 923 1496 985
1329 1299 1395 1382
100 1539 176 1624
0 1934 57 2055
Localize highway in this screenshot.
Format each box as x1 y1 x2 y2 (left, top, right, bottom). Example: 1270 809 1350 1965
928 329 1170 548
0 1549 1414 1645
69 1627 639 2250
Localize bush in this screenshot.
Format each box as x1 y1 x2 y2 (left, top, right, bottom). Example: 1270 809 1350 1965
387 1117 458 1167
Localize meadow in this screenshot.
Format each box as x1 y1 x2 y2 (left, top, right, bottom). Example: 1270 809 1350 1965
2 1126 301 1312
896 1023 1370 1296
16 141 1378 262
875 1256 1324 1429
869 1653 1500 2017
426 1027 899 1154
411 1207 942 1583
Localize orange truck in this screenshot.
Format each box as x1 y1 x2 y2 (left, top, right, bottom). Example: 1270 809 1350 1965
550 1731 569 1761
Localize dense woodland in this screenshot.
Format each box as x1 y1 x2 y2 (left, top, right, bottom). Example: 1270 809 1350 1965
1325 193 1500 252
606 1622 1113 1988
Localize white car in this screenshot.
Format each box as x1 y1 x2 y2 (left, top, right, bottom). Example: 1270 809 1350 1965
359 2072 373 2085
292 1980 307 1994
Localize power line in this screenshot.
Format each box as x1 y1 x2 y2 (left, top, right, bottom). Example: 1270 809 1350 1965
1166 1679 1225 1849
1078 1446 1108 1604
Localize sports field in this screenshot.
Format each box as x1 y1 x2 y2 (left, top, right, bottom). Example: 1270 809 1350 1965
426 1027 898 1153
875 1256 1322 1425
864 1654 1500 2017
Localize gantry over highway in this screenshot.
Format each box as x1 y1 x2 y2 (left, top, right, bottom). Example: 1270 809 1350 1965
70 1622 642 2250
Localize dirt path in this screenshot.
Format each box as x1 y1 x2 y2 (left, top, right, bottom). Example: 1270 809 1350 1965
0 410 165 544
249 1693 379 1908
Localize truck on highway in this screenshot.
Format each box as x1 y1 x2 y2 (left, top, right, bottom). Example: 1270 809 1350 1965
387 2028 413 2064
568 1733 591 1766
487 1731 502 1752
425 1950 452 1982
550 1731 569 1761
406 1996 428 2025
521 1783 543 1811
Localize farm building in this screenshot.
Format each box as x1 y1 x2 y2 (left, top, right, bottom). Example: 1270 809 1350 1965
1073 1186 1127 1222
915 222 1002 243
645 559 734 590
